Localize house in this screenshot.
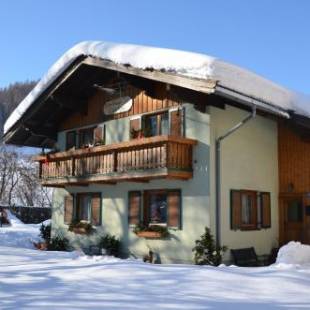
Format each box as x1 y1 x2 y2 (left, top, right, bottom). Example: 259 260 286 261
3 41 310 263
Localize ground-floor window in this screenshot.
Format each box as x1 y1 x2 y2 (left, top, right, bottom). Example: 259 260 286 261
231 189 271 230
128 189 181 228
64 193 102 226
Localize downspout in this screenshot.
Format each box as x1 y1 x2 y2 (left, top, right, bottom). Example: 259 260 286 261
215 105 256 248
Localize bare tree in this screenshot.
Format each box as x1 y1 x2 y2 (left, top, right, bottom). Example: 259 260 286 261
0 146 52 208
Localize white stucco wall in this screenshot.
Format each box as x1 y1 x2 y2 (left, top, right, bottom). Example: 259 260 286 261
209 105 279 258
52 103 279 263
52 103 211 263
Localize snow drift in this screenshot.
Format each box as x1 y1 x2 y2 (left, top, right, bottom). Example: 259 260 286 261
276 241 310 265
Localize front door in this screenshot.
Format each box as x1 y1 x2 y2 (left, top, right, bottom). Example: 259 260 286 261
280 195 310 245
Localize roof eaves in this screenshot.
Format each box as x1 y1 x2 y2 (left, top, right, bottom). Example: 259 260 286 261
215 84 290 118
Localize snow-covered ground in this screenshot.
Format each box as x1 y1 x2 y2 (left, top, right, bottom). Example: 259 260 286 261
0 211 310 309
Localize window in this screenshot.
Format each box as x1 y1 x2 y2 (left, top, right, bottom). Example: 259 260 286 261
143 112 169 137
79 127 95 148
76 194 92 221
231 190 271 230
71 193 101 226
65 125 105 150
128 190 181 228
241 191 257 228
130 108 184 140
148 191 168 224
287 200 303 222
66 131 76 150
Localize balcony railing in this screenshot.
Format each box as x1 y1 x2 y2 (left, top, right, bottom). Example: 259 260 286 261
34 135 197 187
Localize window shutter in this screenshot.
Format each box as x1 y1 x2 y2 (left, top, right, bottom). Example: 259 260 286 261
94 125 105 145
130 117 141 139
231 190 242 230
261 192 271 228
128 191 141 225
64 194 74 224
168 190 181 228
66 131 76 150
91 193 101 226
170 108 183 137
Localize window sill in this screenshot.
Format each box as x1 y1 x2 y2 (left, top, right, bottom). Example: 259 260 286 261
240 226 259 231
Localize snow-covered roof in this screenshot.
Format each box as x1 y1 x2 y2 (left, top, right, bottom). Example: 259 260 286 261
4 41 310 134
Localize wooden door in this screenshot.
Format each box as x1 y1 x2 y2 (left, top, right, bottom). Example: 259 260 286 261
302 194 310 244
280 196 304 244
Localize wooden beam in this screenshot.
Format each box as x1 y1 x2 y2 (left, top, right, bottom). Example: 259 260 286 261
92 181 117 185
128 179 149 183
39 169 193 187
3 56 86 146
83 57 217 95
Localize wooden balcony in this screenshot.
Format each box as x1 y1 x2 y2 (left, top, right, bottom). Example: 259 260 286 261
34 136 197 187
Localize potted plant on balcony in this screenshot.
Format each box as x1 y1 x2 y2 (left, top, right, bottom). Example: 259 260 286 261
130 128 144 139
69 220 94 235
133 223 169 239
94 139 105 147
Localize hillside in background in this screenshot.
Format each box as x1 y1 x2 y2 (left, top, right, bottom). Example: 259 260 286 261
0 81 37 134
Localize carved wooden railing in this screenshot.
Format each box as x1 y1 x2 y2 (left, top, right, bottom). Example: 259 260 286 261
34 136 197 185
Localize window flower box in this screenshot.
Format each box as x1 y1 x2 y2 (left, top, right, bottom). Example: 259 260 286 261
69 221 94 235
133 224 169 239
136 231 163 238
71 227 89 235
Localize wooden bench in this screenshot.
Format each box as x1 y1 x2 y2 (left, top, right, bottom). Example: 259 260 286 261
231 247 262 267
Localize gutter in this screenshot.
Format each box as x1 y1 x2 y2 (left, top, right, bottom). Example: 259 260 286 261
215 84 290 119
215 105 256 248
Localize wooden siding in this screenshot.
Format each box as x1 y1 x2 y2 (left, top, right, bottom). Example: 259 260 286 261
60 83 179 131
278 122 310 193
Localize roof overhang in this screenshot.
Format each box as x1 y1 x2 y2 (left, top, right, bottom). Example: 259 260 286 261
3 56 292 148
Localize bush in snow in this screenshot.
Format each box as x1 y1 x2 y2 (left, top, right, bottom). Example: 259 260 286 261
40 223 51 243
98 234 121 257
48 235 70 251
192 227 227 266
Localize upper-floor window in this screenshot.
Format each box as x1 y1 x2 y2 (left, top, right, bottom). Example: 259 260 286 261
79 127 95 148
65 125 105 151
66 131 76 150
143 112 169 137
130 108 184 140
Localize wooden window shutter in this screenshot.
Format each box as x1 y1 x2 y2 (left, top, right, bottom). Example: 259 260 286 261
128 191 141 225
91 193 101 226
170 108 183 137
66 131 76 150
130 117 141 139
261 192 271 228
231 190 242 230
64 194 74 224
94 125 105 145
168 190 181 228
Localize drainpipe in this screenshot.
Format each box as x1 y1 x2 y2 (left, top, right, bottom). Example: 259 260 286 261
215 105 256 248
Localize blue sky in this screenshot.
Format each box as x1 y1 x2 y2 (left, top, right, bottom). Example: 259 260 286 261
0 0 309 94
